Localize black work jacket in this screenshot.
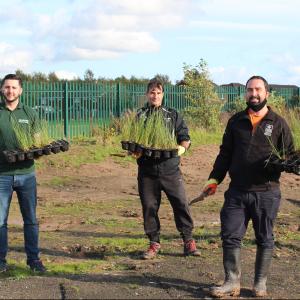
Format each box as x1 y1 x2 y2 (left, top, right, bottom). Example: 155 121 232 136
209 107 294 191
137 104 190 176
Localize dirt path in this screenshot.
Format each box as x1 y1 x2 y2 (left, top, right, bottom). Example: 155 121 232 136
1 145 299 299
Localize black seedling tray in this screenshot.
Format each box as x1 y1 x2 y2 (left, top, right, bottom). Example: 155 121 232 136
121 141 178 159
3 139 70 163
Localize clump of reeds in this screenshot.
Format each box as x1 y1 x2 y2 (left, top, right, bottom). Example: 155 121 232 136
33 119 52 148
11 116 34 151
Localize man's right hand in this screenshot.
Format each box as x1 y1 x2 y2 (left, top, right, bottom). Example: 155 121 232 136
203 178 218 196
129 151 142 159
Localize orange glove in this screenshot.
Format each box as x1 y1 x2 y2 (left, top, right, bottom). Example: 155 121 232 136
203 178 218 196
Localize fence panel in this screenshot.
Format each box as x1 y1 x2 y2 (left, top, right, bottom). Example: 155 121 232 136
21 81 64 138
17 81 299 139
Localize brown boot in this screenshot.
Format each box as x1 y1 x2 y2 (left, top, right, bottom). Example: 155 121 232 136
210 248 241 298
183 239 201 256
141 242 161 260
252 248 273 297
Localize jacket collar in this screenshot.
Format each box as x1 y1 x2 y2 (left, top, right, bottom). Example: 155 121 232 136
238 106 276 122
0 101 23 110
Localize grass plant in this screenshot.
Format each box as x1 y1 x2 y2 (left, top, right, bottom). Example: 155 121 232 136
33 119 53 147
11 116 34 151
119 110 136 142
136 109 177 149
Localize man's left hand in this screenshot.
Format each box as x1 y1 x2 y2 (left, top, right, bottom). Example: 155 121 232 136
177 145 186 156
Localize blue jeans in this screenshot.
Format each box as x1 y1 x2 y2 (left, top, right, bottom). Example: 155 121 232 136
0 172 39 263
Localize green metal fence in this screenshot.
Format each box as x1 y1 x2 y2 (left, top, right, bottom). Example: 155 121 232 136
18 82 299 139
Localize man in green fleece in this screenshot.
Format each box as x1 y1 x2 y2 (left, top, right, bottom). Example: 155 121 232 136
0 74 46 273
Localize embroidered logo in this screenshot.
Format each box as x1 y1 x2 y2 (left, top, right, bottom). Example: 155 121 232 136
18 119 29 124
264 124 273 136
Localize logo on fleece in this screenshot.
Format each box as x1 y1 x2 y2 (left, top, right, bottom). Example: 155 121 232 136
264 124 273 136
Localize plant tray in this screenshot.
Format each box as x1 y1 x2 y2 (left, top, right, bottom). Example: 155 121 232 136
121 141 178 159
3 139 70 163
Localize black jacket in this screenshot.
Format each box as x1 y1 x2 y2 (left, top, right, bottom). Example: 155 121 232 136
137 104 190 176
209 107 294 191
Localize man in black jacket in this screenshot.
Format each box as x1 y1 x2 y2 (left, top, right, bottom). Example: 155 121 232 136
202 76 294 298
136 78 200 259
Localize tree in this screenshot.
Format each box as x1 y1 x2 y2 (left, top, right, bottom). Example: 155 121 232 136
15 69 32 81
48 72 59 82
32 72 48 81
84 69 95 81
182 59 222 130
153 74 172 85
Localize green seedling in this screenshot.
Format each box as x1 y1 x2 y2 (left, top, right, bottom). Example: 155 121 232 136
33 119 52 147
11 115 34 151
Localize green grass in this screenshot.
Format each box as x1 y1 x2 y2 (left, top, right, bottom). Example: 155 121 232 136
189 128 223 146
48 261 105 275
44 176 74 187
95 237 147 252
84 217 141 228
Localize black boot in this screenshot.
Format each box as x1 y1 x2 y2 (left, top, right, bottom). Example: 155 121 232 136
210 247 241 298
253 247 273 297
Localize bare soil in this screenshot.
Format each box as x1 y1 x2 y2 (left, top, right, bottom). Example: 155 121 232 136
1 145 299 299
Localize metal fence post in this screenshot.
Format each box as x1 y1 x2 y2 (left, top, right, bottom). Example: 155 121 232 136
64 81 69 138
116 82 121 117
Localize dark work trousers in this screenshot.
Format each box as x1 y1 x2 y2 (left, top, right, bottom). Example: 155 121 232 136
220 187 281 249
138 169 194 243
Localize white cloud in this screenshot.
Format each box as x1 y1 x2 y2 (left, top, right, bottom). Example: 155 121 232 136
209 65 251 85
55 70 78 80
196 0 299 19
66 47 121 60
190 20 298 32
0 0 191 63
0 42 32 73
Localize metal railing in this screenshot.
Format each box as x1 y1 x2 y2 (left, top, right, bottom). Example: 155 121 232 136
15 82 299 139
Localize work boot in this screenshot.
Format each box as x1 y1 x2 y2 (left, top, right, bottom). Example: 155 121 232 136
27 259 47 273
183 239 201 256
252 247 273 297
141 242 161 260
210 247 241 298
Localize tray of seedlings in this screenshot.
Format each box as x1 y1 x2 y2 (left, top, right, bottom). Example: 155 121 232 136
120 110 178 159
265 152 300 175
3 119 70 163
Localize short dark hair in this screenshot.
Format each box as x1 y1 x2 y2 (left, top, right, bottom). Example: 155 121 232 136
245 75 269 92
147 78 164 93
1 74 23 88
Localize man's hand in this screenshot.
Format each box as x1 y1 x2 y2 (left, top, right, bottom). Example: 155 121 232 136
129 151 142 159
177 145 186 156
203 178 218 196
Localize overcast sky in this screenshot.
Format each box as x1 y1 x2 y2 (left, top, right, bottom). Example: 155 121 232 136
1 0 300 85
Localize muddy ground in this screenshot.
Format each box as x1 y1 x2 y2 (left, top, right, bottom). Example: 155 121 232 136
1 144 299 299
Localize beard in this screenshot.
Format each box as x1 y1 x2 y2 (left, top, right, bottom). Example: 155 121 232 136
3 94 20 103
246 96 267 112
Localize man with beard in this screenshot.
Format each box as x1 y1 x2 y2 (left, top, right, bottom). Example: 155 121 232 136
202 76 294 297
135 78 200 259
0 74 46 273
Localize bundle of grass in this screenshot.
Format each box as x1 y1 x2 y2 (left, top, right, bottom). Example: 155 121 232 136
147 109 177 150
11 116 35 151
33 119 53 148
137 109 177 158
120 110 143 152
264 133 300 175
